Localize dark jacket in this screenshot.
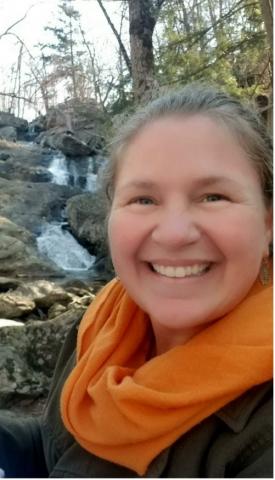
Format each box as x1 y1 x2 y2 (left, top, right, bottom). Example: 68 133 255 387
0 318 273 478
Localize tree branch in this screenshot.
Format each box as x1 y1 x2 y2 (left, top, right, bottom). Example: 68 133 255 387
96 0 132 76
0 92 35 104
0 4 36 40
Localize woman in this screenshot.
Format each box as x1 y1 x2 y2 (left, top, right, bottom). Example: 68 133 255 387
0 83 272 478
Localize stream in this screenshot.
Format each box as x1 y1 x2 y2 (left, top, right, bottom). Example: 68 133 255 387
37 151 100 273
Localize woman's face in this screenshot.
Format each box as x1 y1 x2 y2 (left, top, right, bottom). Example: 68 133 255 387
108 115 272 349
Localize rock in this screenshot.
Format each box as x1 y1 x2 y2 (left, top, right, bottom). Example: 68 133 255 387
66 190 114 277
54 132 92 157
0 112 28 135
0 161 53 182
0 218 59 277
0 306 85 410
0 319 24 327
14 280 72 308
0 153 10 160
0 292 35 318
0 126 17 141
0 176 79 233
0 279 95 319
0 277 21 292
47 303 67 318
0 216 35 245
66 190 108 256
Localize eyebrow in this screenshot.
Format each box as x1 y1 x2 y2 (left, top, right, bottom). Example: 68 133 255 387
193 176 240 188
118 176 239 192
118 180 157 192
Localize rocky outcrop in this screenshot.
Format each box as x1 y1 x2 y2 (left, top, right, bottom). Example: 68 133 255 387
34 98 108 157
39 129 92 157
0 278 100 414
66 191 114 277
0 126 17 142
0 112 28 140
0 176 79 233
66 191 107 255
0 217 58 277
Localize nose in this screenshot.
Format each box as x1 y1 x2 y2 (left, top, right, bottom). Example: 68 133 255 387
151 209 201 248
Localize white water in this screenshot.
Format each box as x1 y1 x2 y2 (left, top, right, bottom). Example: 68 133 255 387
37 223 95 271
48 153 98 191
48 152 69 185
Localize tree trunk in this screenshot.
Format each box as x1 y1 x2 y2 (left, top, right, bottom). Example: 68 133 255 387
128 0 158 103
259 0 273 51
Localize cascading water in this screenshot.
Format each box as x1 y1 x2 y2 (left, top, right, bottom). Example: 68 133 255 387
37 152 103 274
48 152 70 185
37 223 95 271
48 153 99 192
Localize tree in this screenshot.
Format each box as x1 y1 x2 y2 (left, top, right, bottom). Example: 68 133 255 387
96 0 166 103
41 0 85 100
128 0 166 102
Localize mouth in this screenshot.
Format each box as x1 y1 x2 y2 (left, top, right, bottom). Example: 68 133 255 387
150 262 211 279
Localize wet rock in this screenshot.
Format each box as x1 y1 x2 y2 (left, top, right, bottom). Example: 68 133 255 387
0 126 17 142
0 223 58 278
66 190 108 256
0 153 10 161
0 177 79 233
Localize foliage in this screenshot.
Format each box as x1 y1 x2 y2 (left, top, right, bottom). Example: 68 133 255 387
153 0 271 100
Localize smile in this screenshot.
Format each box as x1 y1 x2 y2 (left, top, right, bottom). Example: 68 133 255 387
151 263 210 278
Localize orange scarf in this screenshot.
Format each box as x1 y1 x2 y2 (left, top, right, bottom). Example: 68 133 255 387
61 278 272 475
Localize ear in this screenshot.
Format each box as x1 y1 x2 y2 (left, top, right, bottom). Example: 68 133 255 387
264 207 273 256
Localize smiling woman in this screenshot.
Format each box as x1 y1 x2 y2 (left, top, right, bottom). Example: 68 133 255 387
0 84 273 478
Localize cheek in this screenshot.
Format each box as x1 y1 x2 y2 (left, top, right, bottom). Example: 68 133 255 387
211 210 268 259
108 212 141 265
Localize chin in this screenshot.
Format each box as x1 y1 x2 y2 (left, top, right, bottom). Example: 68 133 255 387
147 304 211 331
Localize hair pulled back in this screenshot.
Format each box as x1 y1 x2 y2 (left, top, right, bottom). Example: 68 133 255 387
102 83 273 209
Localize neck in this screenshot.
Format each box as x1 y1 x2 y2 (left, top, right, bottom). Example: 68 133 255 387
151 322 207 355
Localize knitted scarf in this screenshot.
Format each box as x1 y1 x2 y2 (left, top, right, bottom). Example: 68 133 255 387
61 278 272 475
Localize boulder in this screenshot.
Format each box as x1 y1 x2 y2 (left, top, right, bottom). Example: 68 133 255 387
0 307 84 410
0 112 28 134
54 132 92 157
0 160 53 182
0 275 101 414
66 190 108 257
0 278 95 320
0 177 79 233
0 217 58 277
0 126 17 142
0 153 10 161
66 190 114 278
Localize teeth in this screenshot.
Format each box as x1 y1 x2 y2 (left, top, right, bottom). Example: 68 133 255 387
152 263 209 278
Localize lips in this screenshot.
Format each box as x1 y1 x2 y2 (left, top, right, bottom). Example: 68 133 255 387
151 263 211 278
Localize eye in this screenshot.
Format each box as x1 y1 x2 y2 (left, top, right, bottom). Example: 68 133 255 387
130 196 155 205
202 193 229 203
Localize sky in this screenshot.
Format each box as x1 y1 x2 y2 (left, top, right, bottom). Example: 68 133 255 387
0 0 125 119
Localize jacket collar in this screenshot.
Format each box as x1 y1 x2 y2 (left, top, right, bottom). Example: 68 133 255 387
215 381 272 433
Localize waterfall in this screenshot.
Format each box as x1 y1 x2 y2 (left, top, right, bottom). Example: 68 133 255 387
48 153 98 191
37 223 95 271
48 152 69 186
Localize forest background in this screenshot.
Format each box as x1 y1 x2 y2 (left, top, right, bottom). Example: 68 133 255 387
0 0 273 127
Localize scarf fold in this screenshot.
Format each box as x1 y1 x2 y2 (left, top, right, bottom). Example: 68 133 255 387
61 278 272 475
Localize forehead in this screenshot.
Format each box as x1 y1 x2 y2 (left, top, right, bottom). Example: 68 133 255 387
117 114 254 177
